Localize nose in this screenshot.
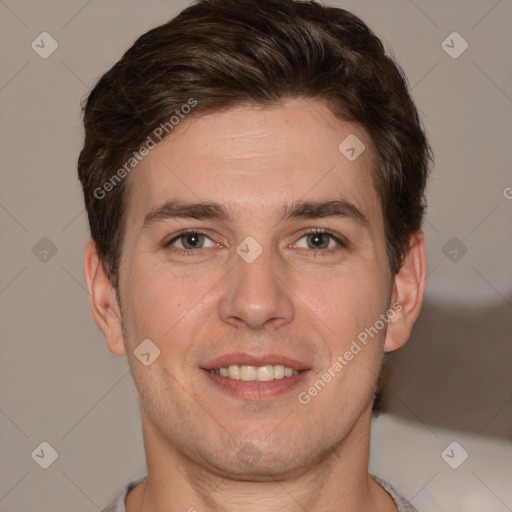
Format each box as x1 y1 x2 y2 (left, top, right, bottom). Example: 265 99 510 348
218 242 295 330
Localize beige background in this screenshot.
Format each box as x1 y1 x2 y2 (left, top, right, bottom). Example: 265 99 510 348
1 0 511 511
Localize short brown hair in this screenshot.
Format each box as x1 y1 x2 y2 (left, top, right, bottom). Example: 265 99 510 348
78 0 432 288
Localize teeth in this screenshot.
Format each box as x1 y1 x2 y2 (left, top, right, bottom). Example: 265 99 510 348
212 364 301 381
274 364 285 379
257 365 274 382
227 364 241 380
241 365 257 381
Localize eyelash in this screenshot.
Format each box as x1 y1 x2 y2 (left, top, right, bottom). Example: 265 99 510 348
164 228 348 257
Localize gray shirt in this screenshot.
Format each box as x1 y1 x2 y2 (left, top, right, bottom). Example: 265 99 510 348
101 473 418 511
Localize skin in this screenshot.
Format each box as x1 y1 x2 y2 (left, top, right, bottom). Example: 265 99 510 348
85 98 426 512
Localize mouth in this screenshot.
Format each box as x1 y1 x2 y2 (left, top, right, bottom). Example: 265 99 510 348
201 353 311 400
209 364 301 381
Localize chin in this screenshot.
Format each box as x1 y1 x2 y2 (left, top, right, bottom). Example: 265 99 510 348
201 436 321 481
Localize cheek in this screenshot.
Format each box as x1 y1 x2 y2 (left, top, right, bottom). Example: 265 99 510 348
120 261 214 349
297 262 390 342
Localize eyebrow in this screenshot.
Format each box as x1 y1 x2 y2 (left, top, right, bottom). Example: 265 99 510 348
142 197 370 230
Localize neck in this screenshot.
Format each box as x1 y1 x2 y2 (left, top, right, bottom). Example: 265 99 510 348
126 407 396 512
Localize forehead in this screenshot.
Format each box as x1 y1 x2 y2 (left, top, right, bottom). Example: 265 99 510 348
125 98 382 230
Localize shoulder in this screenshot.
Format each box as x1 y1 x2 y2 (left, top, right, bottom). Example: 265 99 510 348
370 474 419 512
101 474 148 512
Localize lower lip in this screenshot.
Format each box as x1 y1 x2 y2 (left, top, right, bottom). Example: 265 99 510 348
201 369 311 400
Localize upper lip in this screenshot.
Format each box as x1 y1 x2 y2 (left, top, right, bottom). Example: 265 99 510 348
202 353 310 371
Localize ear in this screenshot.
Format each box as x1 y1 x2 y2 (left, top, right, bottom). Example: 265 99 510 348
84 240 126 356
384 231 427 352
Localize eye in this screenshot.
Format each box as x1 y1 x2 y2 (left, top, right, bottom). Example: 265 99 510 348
164 228 348 257
166 230 218 253
294 229 348 253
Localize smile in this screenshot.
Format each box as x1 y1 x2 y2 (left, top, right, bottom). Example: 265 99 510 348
210 364 300 381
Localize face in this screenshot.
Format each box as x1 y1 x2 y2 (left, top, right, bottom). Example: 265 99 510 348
109 99 398 478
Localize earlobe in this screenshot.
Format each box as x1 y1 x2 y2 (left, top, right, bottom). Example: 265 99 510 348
384 231 427 353
84 240 126 356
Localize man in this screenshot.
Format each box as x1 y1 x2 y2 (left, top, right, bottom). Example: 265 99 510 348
78 0 431 510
